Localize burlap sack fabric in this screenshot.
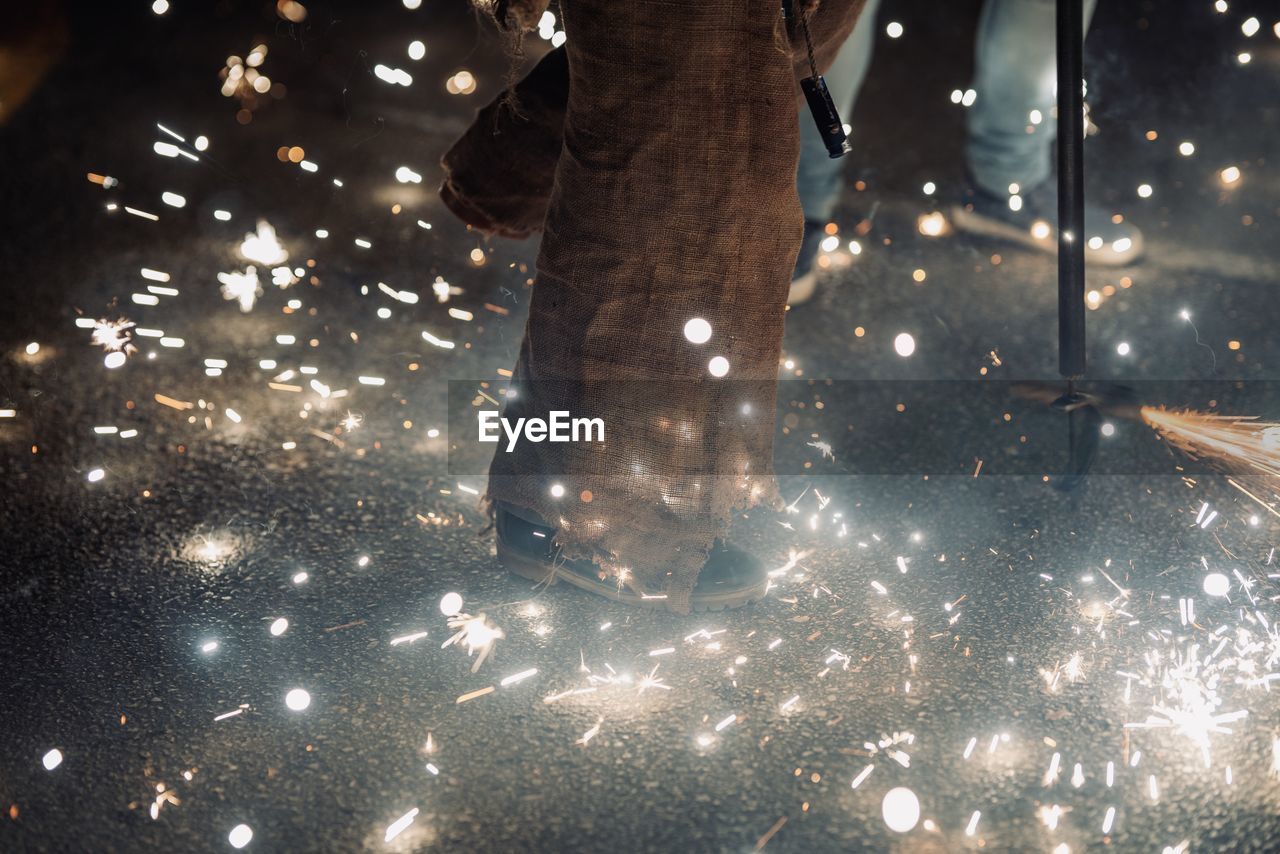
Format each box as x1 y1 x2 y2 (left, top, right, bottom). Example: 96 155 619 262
442 0 866 612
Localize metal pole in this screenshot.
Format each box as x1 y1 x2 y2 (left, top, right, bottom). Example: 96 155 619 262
1056 0 1086 379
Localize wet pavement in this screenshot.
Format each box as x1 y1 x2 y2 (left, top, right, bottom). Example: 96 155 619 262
2 1 1280 851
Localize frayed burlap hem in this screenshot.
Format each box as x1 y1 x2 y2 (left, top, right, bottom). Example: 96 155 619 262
484 475 783 614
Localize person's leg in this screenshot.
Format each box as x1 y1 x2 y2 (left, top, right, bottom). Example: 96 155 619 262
795 0 880 225
444 2 865 242
965 0 1098 197
788 0 878 303
957 0 1140 264
464 0 864 612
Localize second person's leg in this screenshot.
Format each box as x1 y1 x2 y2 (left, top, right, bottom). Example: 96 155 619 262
956 0 1141 264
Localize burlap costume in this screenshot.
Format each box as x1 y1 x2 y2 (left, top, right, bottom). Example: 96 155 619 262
442 0 866 611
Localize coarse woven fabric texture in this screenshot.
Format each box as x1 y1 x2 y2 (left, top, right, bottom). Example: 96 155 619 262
443 0 865 611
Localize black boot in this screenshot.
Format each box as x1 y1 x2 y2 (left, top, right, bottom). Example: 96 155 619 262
495 504 768 611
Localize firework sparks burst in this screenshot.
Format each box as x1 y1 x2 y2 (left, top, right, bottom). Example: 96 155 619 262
1142 407 1280 479
238 219 288 266
91 317 137 353
1123 628 1272 767
443 613 504 672
218 266 261 312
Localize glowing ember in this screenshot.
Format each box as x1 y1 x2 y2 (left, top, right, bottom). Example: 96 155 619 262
218 267 262 312
442 613 504 672
238 219 288 266
881 787 920 833
228 824 253 849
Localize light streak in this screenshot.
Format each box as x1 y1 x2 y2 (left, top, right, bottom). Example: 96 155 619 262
1141 407 1280 478
455 686 494 704
422 330 455 350
577 718 603 747
850 764 874 789
500 668 538 687
384 808 418 842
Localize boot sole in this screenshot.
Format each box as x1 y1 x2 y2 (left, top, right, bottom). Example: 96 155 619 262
497 541 768 612
949 205 1144 267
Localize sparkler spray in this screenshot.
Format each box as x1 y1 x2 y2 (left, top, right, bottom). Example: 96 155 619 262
784 0 851 158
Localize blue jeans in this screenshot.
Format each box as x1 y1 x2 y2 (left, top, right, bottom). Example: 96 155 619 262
797 0 1099 222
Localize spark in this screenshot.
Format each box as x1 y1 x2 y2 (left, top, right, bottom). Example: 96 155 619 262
228 824 253 849
285 688 311 711
218 267 261 312
91 317 136 354
442 613 504 672
1123 634 1253 767
683 317 712 344
1142 408 1280 478
881 787 919 833
455 685 494 704
638 664 671 694
422 330 455 350
769 548 811 578
806 440 834 461
384 808 419 842
238 219 287 266
500 668 538 687
577 718 603 747
374 64 413 87
439 592 463 616
1043 751 1061 786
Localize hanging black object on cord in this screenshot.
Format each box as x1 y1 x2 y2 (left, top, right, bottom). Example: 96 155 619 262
783 0 851 159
